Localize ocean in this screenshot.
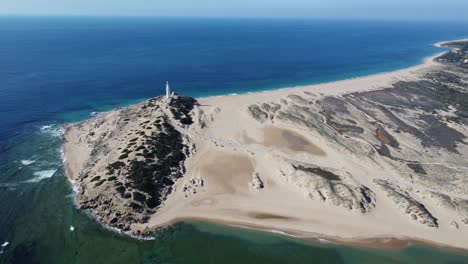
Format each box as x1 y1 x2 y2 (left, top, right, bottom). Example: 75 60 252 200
0 16 468 263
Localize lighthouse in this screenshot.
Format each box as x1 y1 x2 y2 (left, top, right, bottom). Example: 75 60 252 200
165 81 171 98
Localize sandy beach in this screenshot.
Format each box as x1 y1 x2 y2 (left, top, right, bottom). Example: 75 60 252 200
63 40 468 251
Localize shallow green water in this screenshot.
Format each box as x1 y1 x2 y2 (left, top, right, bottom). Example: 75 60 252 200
1 130 468 264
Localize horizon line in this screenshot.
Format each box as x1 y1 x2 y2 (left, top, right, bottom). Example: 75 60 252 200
0 13 468 23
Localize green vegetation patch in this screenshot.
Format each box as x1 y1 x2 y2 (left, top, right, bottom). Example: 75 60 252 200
127 121 186 209
169 96 197 125
90 176 101 182
118 153 129 160
94 179 106 187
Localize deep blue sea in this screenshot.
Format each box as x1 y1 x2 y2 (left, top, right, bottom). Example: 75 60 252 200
1 17 468 263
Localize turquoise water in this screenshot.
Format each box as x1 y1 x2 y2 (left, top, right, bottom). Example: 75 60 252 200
1 17 468 263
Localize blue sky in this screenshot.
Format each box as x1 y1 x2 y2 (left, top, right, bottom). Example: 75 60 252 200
1 0 467 20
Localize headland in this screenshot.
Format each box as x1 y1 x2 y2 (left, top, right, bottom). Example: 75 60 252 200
63 40 468 250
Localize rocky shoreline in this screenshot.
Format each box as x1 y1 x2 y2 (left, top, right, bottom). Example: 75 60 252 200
65 95 198 234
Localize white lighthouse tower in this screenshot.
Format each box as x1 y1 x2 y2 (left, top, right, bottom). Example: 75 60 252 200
165 81 171 99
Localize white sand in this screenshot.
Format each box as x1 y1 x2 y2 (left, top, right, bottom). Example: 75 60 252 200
138 52 466 250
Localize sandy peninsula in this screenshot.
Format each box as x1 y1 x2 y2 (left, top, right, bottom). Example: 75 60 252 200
64 40 468 250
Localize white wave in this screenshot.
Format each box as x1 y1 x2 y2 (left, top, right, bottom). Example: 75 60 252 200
100 220 156 240
21 160 36 166
0 241 7 255
267 229 299 238
269 229 288 235
40 124 65 138
25 169 57 183
318 238 334 244
61 147 66 163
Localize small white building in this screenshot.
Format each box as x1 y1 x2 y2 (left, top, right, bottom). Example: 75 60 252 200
464 59 468 64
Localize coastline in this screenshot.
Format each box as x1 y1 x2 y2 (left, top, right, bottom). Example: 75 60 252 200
435 38 468 48
196 47 443 101
143 216 468 253
62 39 468 251
190 218 468 253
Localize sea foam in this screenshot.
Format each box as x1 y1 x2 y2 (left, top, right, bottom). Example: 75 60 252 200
0 241 9 254
25 169 57 183
40 124 65 138
21 160 36 166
